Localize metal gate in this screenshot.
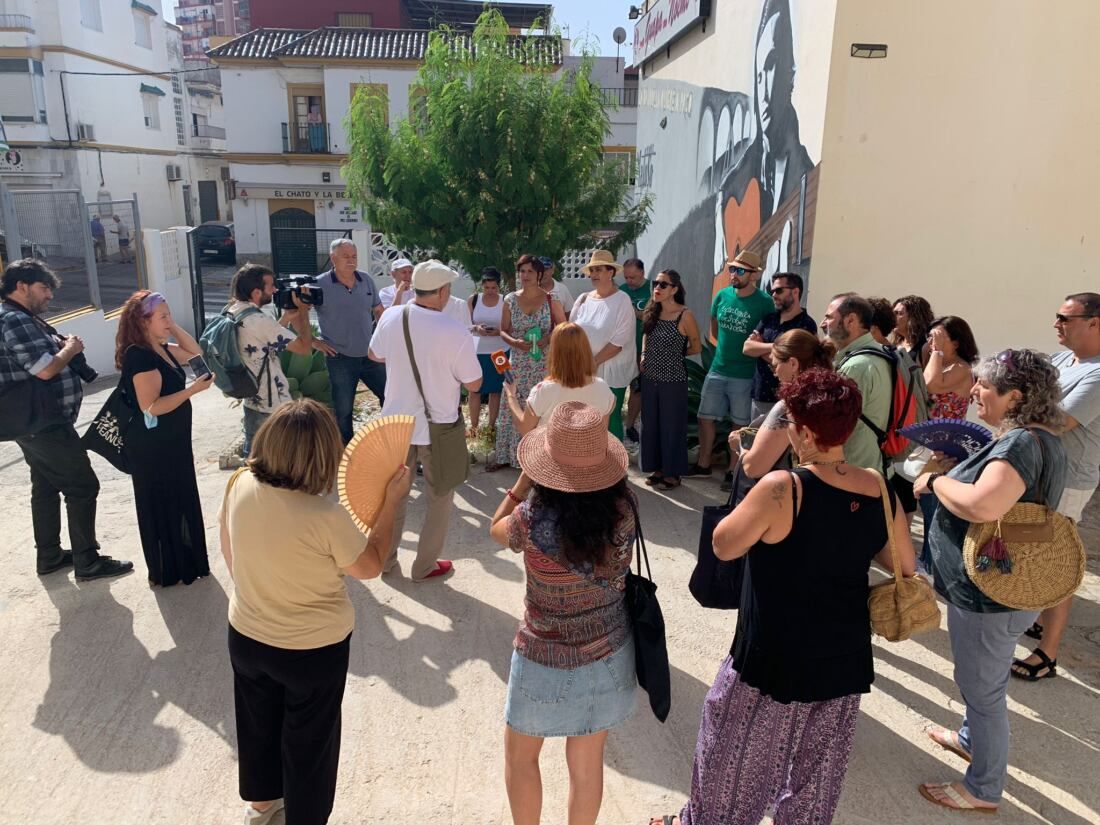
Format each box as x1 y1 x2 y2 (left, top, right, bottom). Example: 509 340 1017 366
86 198 144 313
270 208 318 275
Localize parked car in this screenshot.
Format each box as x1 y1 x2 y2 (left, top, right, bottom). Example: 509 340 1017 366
0 229 47 263
194 221 236 264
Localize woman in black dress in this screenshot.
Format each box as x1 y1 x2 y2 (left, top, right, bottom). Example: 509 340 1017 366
115 290 214 586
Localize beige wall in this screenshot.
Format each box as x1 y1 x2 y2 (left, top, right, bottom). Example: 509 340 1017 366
810 0 1099 355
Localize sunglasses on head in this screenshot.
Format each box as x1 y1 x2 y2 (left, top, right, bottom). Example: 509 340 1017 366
1055 313 1099 324
995 349 1018 368
652 280 674 290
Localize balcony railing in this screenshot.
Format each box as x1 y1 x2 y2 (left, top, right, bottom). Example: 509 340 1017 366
599 86 638 108
0 14 33 31
282 122 331 154
193 124 226 139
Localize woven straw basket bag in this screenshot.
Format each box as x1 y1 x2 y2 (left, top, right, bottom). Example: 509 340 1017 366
867 471 941 641
963 502 1085 611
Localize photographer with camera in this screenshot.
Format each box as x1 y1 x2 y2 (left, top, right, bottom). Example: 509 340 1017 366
0 259 133 580
312 238 386 443
227 264 315 460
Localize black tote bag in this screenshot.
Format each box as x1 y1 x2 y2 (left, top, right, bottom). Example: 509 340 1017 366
690 459 753 609
81 386 136 473
624 494 671 723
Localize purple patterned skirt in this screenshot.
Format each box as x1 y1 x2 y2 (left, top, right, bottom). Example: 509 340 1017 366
680 657 861 825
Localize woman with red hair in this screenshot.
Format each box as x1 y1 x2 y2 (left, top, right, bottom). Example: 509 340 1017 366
115 290 213 586
653 369 917 825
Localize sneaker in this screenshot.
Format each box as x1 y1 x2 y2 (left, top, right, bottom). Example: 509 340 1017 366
75 556 134 582
625 426 640 443
244 800 284 824
37 551 74 576
720 472 734 493
683 463 713 477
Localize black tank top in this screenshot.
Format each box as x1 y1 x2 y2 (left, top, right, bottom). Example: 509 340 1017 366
731 467 897 704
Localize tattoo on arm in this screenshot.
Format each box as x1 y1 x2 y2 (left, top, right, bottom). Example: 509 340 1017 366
770 481 787 507
766 415 787 430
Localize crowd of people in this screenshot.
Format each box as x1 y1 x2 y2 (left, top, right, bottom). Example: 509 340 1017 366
1 245 1098 825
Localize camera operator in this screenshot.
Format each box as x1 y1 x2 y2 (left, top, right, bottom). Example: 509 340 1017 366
227 264 315 461
0 259 133 580
312 238 386 443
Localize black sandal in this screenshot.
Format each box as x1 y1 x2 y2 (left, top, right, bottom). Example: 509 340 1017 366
1011 648 1057 681
1024 621 1043 640
645 473 663 486
656 477 681 490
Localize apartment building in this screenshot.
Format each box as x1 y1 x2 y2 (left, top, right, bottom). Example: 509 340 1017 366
0 0 229 229
175 0 250 61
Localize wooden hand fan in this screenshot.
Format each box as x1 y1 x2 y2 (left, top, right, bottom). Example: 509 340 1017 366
337 414 415 532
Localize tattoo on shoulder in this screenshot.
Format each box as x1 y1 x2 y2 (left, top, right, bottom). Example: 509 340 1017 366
766 415 786 430
770 481 787 506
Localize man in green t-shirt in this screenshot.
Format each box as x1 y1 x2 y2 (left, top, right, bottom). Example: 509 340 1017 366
618 258 651 442
686 250 773 476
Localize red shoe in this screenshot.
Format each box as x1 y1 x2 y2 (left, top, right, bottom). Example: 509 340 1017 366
419 560 453 580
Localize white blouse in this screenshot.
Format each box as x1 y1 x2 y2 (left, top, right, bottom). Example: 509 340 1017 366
570 289 638 388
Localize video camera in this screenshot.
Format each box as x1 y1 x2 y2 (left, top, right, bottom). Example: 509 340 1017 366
273 275 324 311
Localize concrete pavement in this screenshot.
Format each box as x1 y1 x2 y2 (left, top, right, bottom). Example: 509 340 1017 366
0 379 1097 824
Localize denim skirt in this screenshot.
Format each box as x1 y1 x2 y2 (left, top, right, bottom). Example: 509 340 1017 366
504 638 637 737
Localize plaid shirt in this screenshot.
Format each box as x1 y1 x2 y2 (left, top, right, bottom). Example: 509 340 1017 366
0 301 83 424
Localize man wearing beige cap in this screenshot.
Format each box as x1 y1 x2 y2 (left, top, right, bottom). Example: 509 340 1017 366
379 257 414 309
369 260 482 580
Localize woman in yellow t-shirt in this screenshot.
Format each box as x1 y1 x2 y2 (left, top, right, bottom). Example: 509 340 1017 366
219 399 410 825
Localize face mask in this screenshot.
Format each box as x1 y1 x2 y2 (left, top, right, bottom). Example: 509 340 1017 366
143 407 158 430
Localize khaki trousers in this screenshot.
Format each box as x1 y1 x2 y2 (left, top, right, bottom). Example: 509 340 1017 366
385 443 456 580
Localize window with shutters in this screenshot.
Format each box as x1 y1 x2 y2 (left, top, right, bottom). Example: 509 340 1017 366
337 12 373 26
80 0 102 31
143 94 160 130
174 98 186 145
134 11 152 49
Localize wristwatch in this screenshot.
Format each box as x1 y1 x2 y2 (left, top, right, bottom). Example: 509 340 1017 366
927 472 943 492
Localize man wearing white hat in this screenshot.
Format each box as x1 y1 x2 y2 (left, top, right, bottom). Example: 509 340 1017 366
379 257 414 309
369 260 483 580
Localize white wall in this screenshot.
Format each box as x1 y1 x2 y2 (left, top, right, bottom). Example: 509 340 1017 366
324 66 419 153
221 66 323 154
810 0 1100 354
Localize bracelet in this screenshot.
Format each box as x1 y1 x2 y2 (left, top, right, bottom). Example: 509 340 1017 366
506 489 524 505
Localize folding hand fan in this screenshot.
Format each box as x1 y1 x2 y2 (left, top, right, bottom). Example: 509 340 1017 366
337 414 415 531
898 419 993 463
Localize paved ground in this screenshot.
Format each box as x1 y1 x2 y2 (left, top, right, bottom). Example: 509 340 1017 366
0 381 1097 825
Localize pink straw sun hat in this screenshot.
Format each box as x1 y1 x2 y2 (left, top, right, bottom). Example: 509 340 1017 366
517 401 629 493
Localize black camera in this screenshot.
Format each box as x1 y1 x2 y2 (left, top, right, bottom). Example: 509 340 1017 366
68 351 99 383
273 275 324 311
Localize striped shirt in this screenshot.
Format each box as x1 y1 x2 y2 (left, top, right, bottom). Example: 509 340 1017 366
0 301 82 424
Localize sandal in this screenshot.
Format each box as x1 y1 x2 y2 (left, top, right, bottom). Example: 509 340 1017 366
649 817 679 825
926 726 972 763
656 477 682 490
918 783 997 814
645 473 663 486
1024 621 1043 640
1011 647 1057 681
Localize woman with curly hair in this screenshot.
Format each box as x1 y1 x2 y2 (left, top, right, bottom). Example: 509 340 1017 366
115 290 213 586
653 369 916 825
892 294 935 365
913 349 1066 814
221 399 410 824
490 402 636 825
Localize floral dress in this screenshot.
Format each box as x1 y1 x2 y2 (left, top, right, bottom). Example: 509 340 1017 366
494 291 551 467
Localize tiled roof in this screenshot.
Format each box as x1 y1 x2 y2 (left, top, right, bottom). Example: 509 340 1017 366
208 27 563 66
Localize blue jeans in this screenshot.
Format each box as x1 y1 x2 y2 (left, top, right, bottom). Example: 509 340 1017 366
948 603 1039 803
326 354 386 443
242 407 270 458
698 373 753 426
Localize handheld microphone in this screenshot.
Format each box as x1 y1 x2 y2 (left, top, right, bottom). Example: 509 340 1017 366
490 349 514 384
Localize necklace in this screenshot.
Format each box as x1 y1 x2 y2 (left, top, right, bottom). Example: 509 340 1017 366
799 459 847 467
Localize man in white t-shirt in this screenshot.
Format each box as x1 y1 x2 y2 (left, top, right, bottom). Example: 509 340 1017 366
539 256 574 315
227 264 315 460
378 257 414 309
369 260 482 581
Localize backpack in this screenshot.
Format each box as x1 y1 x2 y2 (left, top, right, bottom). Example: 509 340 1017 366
846 344 930 468
199 304 271 400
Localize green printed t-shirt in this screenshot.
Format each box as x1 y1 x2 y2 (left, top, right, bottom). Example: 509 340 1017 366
619 280 652 352
710 287 773 378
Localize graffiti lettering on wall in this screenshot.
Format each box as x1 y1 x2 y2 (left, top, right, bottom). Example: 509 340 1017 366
637 144 656 191
638 86 695 115
640 0 822 328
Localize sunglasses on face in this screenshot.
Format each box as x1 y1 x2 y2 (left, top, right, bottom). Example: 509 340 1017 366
770 286 790 295
728 266 749 275
777 415 797 427
652 281 674 290
1055 313 1099 324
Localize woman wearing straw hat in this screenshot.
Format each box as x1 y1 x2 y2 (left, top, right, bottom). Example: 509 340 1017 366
570 250 638 440
490 401 636 825
913 349 1066 814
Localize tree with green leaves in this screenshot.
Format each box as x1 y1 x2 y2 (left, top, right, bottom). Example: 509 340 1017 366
343 10 652 280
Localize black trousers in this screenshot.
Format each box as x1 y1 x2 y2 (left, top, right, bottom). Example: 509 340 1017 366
15 420 101 570
229 625 351 825
640 377 690 477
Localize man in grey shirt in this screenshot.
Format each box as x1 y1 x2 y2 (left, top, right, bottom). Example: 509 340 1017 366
313 238 385 443
1012 291 1100 682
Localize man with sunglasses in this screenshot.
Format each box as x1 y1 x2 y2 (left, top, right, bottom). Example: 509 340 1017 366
1012 292 1100 683
743 272 817 420
686 250 772 477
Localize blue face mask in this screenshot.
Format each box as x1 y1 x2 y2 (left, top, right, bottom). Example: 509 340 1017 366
143 409 158 429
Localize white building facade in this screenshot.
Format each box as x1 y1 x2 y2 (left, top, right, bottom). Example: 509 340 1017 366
0 0 229 230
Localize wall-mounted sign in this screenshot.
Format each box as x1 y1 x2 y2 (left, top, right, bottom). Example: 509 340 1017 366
235 185 347 200
0 150 23 171
633 0 711 66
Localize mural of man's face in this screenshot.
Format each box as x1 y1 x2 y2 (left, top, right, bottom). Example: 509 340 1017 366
755 12 791 141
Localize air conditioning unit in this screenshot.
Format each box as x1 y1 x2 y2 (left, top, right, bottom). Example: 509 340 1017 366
76 123 96 141
166 164 183 181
